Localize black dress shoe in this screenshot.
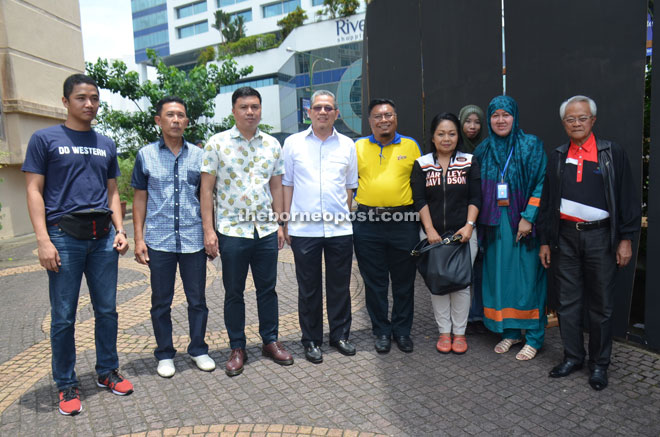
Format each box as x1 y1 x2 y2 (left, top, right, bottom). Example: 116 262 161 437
329 339 356 356
304 343 323 364
394 335 414 353
589 367 608 391
374 335 391 354
549 359 583 378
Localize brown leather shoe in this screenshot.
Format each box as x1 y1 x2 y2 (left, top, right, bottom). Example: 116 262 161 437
261 341 294 366
225 348 247 377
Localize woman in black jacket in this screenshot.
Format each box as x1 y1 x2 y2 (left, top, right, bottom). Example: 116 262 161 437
410 112 481 354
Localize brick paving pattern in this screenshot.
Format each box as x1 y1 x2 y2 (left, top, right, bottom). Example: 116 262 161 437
0 220 658 436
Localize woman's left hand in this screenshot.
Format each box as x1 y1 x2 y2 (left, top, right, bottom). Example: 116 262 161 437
455 224 473 243
516 217 532 242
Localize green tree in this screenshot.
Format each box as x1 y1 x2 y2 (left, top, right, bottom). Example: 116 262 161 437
277 7 308 39
213 9 246 43
86 49 253 153
316 0 360 19
197 46 217 65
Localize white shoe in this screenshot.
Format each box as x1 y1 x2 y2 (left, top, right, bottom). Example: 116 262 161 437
157 359 175 378
191 354 216 372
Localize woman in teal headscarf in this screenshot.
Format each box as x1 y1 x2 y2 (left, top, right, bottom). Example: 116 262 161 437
473 95 547 361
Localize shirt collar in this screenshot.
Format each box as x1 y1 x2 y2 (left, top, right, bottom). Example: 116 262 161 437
230 124 261 140
368 132 402 146
305 125 338 141
570 132 595 152
158 136 190 150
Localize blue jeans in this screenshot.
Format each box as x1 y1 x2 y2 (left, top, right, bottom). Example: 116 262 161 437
47 225 119 389
218 230 279 349
147 248 209 360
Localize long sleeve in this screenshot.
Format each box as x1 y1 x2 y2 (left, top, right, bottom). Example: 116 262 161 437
521 145 547 224
410 160 427 212
614 142 641 240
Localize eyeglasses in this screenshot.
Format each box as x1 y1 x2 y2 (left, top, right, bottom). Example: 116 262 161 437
563 116 592 124
372 112 395 121
311 105 335 113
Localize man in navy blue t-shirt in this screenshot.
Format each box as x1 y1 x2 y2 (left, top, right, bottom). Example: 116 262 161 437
22 74 134 416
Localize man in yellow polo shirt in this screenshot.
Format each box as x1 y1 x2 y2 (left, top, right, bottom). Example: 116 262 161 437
354 98 422 353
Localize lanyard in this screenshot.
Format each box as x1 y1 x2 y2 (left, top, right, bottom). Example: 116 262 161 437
500 146 514 182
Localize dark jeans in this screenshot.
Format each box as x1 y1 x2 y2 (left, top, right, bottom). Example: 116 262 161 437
290 235 353 346
218 230 279 349
47 226 119 389
554 225 617 368
353 219 419 337
147 247 209 360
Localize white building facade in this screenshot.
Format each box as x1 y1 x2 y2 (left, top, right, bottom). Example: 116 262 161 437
131 0 365 140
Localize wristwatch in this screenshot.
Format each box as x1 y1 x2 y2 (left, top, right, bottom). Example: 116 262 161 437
277 221 285 227
467 221 476 227
116 228 127 237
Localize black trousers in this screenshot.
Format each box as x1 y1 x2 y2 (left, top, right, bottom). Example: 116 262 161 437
353 219 419 337
554 225 617 368
290 235 353 346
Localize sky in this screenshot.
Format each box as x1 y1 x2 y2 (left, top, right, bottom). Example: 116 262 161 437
79 0 135 63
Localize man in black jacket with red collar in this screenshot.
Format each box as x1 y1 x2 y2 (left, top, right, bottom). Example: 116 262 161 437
537 95 641 391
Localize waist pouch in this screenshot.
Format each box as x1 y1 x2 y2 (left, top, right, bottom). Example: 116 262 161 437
58 209 113 240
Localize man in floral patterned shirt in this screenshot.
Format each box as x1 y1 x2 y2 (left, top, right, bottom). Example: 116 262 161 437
200 87 293 376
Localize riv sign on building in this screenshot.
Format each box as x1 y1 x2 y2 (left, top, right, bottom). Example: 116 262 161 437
336 17 364 43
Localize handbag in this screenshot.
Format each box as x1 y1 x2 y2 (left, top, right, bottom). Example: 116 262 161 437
58 209 113 240
410 232 472 295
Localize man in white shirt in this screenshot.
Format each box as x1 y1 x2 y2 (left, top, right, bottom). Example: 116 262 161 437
282 90 359 363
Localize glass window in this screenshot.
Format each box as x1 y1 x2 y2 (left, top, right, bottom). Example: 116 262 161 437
218 0 248 6
312 0 324 5
132 0 166 13
283 0 300 14
231 9 252 23
134 29 169 50
262 0 300 18
220 77 276 94
177 20 208 38
177 1 207 19
133 10 167 31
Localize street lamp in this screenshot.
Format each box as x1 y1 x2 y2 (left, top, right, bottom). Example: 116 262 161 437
286 46 335 91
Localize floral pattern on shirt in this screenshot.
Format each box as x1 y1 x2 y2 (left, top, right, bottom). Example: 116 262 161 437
201 126 284 238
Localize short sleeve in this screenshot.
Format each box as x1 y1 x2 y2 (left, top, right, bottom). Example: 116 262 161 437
271 138 284 177
200 140 219 175
346 140 358 189
131 151 148 190
22 132 48 175
281 136 294 186
107 138 120 179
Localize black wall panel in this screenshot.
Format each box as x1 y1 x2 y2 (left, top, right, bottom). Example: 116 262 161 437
420 0 503 152
505 0 647 338
363 0 424 142
645 14 660 350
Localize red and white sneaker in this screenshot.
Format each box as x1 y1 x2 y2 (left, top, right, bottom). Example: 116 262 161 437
96 369 134 396
58 387 82 416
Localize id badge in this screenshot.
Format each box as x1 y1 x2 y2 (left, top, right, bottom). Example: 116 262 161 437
497 182 510 206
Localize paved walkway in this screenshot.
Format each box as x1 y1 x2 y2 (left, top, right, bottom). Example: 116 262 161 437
0 219 659 436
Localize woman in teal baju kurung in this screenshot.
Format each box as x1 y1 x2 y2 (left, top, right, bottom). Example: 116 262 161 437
473 96 547 361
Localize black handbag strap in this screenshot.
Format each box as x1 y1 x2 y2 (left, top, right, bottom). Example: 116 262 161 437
411 234 462 256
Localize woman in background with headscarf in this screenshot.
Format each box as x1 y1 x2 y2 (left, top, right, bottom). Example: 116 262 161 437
459 104 486 153
459 104 487 334
473 96 547 361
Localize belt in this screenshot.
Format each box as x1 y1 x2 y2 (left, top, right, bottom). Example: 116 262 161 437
561 218 610 231
357 204 414 215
